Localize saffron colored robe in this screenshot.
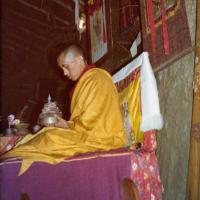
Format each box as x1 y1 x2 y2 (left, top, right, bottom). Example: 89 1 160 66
3 68 126 174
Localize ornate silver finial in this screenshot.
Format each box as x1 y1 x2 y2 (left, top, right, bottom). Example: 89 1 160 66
48 94 51 103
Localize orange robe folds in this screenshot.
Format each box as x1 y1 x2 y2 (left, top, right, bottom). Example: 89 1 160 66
3 68 126 174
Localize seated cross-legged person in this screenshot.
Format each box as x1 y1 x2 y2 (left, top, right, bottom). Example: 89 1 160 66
1 44 126 174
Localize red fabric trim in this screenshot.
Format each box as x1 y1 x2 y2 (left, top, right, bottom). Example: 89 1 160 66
120 0 134 30
115 68 140 92
146 0 157 63
161 0 170 55
87 0 102 15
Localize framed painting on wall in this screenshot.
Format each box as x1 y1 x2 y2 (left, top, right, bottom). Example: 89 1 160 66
117 0 142 59
140 0 192 71
144 0 178 32
119 0 141 33
86 0 112 65
152 0 176 21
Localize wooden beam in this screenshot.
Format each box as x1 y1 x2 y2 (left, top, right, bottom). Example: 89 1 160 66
2 7 52 29
16 0 72 25
1 40 43 57
53 0 73 12
1 11 51 39
2 21 49 42
16 0 48 13
1 20 48 44
2 3 74 40
186 0 200 199
3 0 47 22
18 0 43 9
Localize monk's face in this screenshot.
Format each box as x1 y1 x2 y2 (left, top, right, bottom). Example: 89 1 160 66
57 53 85 81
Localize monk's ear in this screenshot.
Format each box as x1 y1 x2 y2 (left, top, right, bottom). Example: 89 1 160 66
77 55 84 63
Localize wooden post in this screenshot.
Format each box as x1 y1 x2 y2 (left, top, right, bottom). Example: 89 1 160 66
187 1 200 199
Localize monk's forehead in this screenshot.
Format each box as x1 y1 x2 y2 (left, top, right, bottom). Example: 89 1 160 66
57 53 73 63
58 46 81 63
64 51 76 62
63 48 80 62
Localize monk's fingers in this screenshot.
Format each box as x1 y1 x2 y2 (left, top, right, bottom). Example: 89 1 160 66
55 114 62 120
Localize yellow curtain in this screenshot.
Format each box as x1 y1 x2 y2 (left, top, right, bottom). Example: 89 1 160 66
118 73 144 146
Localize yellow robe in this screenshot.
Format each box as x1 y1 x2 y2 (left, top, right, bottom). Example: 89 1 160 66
2 68 126 174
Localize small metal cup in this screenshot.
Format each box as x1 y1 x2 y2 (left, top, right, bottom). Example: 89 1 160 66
38 113 58 127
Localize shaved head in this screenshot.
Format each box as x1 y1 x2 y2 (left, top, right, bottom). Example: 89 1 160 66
59 45 84 62
57 44 87 81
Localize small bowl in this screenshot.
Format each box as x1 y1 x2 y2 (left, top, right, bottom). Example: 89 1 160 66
14 122 30 135
38 113 61 127
15 122 30 130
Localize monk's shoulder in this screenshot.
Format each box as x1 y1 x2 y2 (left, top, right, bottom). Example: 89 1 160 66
86 68 112 81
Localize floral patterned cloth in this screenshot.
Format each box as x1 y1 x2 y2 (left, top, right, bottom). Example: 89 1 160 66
0 136 21 155
130 130 164 200
143 130 157 152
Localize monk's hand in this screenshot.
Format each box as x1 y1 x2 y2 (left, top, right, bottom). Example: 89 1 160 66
55 115 68 129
